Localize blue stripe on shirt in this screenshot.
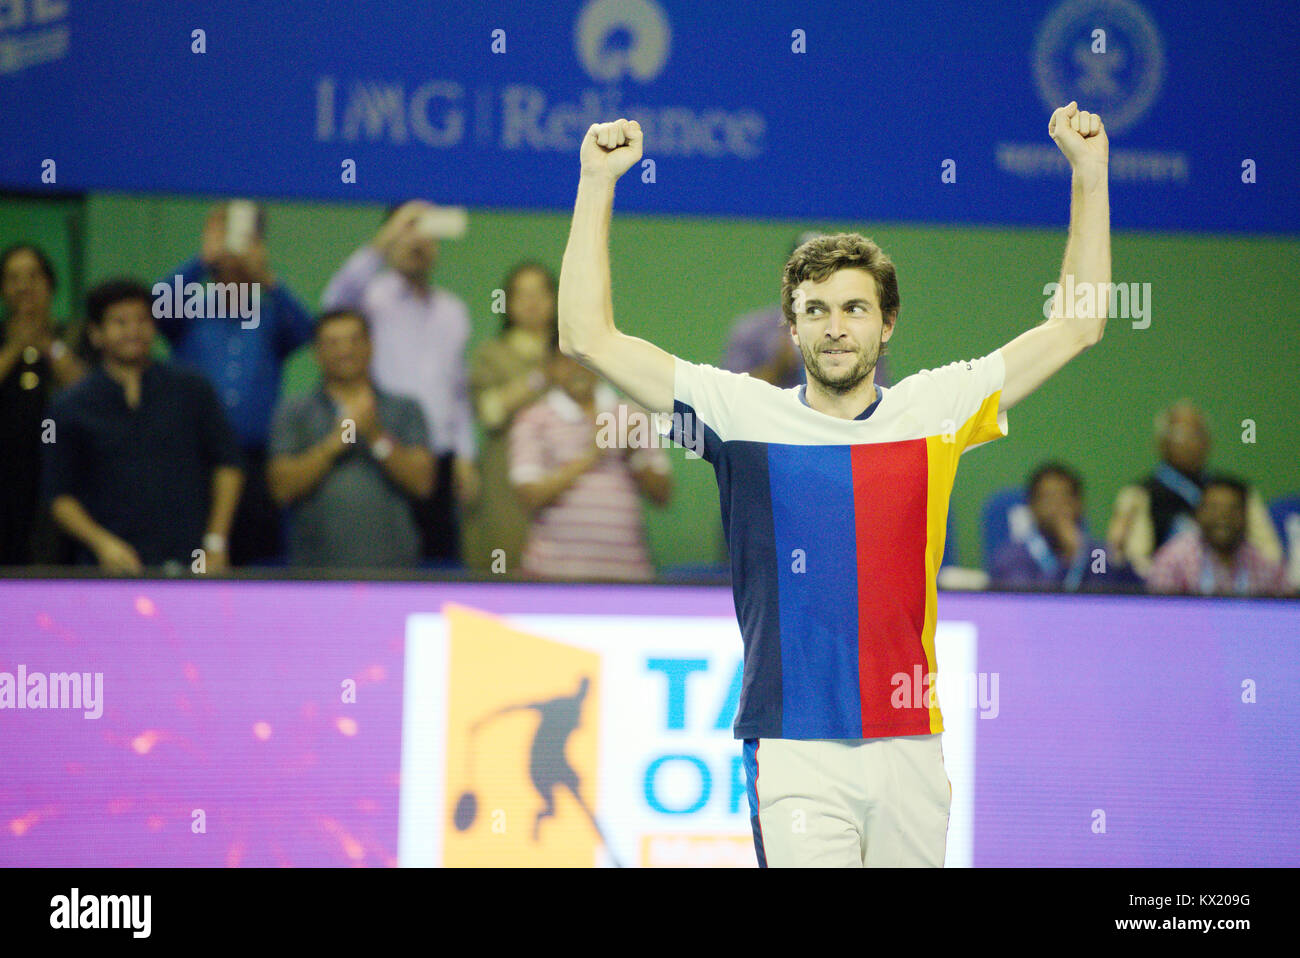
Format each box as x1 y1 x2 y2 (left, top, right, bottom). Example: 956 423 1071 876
769 443 862 738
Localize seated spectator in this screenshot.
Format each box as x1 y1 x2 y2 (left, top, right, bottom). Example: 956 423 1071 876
988 462 1138 592
1108 400 1281 578
509 334 671 581
721 231 891 389
43 280 244 572
267 308 434 569
321 199 478 564
462 260 557 574
1147 475 1292 597
157 202 314 565
0 243 87 564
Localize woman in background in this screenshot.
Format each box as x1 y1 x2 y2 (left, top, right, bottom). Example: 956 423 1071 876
0 243 86 565
461 261 559 574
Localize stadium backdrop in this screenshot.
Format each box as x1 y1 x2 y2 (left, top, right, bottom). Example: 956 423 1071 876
1 0 1297 568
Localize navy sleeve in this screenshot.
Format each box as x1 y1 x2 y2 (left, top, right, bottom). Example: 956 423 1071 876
988 540 1031 586
271 282 316 358
192 374 244 470
41 393 87 502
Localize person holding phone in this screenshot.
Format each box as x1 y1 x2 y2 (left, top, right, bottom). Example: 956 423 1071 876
321 199 479 567
155 201 314 566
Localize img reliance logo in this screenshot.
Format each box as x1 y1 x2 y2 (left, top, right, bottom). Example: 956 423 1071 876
0 0 70 75
0 665 103 718
314 0 766 160
152 275 261 329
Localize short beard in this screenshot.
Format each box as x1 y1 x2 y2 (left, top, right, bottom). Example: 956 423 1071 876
800 336 882 395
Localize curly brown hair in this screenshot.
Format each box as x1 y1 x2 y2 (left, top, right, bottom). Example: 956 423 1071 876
780 232 900 330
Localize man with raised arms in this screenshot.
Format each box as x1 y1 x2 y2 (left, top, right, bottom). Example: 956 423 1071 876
558 105 1110 866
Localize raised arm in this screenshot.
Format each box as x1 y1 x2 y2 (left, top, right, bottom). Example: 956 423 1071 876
998 102 1111 413
559 119 676 415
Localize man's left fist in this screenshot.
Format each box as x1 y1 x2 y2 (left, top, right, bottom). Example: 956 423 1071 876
1049 101 1109 171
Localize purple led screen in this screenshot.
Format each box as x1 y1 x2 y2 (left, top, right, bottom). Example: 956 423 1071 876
1 580 1295 867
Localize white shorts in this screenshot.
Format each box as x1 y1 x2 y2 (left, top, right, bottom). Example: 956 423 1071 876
742 734 951 867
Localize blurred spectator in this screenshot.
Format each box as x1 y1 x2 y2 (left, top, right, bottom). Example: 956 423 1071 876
1107 400 1282 578
509 333 671 581
44 280 244 572
157 201 314 565
0 243 86 564
462 261 557 574
267 309 434 569
988 462 1138 592
721 231 891 389
322 199 478 565
1147 475 1292 597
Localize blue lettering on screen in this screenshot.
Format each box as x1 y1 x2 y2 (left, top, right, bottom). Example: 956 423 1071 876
644 755 712 815
646 658 708 730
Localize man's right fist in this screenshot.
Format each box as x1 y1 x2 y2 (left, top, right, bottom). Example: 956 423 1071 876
580 119 643 180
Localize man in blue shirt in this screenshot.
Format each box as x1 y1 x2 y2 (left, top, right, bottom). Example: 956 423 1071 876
157 202 313 565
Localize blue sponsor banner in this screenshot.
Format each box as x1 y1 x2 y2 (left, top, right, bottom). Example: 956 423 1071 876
1 0 1296 232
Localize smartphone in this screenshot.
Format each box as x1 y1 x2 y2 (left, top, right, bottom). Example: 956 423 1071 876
225 200 258 255
415 206 468 240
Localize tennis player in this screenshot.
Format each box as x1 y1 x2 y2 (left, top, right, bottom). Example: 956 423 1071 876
558 104 1110 867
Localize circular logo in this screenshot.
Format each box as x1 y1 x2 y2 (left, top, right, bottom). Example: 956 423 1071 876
1033 0 1165 134
574 0 671 84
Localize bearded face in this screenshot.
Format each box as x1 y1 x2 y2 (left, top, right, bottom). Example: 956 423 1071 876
791 268 892 395
799 329 884 395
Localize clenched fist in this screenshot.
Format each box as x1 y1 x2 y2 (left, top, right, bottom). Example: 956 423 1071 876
580 118 643 181
1049 101 1109 173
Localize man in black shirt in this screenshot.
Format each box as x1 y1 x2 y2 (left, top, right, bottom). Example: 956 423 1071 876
43 279 244 572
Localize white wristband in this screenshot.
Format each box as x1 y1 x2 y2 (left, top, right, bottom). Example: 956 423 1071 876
203 533 227 552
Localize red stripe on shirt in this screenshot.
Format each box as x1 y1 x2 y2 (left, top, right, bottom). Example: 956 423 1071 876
851 439 931 734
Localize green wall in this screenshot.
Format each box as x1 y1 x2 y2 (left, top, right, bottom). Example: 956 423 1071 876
7 191 1298 570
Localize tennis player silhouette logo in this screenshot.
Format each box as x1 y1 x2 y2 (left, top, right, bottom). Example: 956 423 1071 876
452 676 622 867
